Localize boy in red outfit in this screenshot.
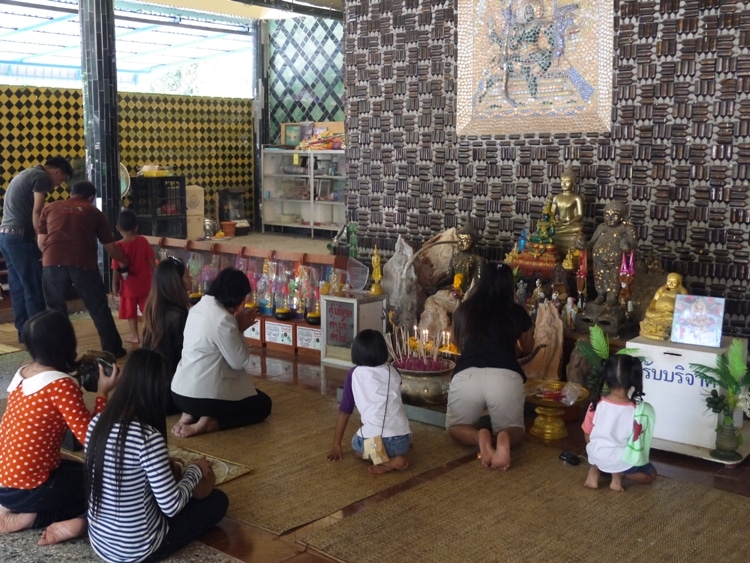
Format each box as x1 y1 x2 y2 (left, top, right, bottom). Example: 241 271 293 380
111 209 154 343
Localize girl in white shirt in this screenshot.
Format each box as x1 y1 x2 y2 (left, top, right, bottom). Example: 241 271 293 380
582 354 657 491
327 329 411 474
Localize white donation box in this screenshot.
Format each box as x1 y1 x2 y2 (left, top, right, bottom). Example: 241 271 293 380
627 336 746 450
321 292 386 367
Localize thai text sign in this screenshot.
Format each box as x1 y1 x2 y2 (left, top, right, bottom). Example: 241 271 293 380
326 301 355 346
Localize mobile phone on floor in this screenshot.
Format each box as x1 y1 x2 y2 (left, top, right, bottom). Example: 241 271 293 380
559 451 580 466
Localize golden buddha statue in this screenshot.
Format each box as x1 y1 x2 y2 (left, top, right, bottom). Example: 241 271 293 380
639 272 689 340
550 166 585 258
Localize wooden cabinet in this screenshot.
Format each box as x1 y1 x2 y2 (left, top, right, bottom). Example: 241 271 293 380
261 147 346 238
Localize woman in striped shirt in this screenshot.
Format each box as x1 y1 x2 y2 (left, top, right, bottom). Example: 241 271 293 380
86 349 228 563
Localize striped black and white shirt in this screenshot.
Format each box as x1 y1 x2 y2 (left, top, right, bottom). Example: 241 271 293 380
85 415 202 563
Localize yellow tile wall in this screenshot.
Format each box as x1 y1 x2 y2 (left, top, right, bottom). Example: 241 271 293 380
0 86 254 224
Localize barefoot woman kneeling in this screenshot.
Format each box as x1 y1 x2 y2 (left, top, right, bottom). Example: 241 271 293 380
445 264 534 470
171 267 272 438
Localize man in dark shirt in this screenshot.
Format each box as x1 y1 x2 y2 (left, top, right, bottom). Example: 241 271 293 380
0 156 73 341
37 180 129 358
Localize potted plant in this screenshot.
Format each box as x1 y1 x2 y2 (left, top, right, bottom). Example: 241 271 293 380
690 338 750 462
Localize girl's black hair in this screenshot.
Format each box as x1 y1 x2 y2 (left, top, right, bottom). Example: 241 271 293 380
86 348 170 516
206 267 251 309
589 354 644 410
142 258 191 348
452 262 516 351
22 310 77 372
350 329 389 367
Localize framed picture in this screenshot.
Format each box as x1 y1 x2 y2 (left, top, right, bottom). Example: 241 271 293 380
457 0 614 136
283 124 301 147
316 179 332 200
299 121 314 142
671 295 726 348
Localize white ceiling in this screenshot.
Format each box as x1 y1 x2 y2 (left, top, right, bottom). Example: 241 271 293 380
150 0 343 20
0 0 342 83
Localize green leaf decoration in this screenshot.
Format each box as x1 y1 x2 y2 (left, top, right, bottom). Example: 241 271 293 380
589 325 610 361
727 338 750 386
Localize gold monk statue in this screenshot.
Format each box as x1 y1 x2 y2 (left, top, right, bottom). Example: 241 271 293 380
448 222 485 299
550 166 585 258
639 272 688 340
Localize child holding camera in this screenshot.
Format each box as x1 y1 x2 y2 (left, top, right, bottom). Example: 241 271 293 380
326 329 411 474
111 209 154 344
0 310 119 544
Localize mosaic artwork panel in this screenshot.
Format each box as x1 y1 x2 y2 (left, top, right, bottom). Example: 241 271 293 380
457 0 614 135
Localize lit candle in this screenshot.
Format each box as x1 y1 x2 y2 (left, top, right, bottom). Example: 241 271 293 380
422 329 429 343
413 325 418 340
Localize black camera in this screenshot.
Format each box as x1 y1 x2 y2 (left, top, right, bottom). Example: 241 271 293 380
71 350 115 393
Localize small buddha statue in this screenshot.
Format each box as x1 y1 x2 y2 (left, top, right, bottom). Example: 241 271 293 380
529 198 555 246
639 272 688 340
562 248 576 271
370 246 383 295
328 270 341 294
505 241 520 263
550 166 585 258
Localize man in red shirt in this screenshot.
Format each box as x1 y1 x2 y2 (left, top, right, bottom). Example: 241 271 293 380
37 181 130 358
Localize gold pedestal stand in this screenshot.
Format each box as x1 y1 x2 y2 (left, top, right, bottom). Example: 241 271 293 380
525 381 589 441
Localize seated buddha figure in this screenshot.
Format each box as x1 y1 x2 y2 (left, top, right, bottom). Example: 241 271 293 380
550 166 585 258
639 272 688 341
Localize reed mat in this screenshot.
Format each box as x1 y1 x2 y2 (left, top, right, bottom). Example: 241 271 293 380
303 442 750 563
170 445 253 485
0 343 20 355
60 444 252 488
168 379 472 535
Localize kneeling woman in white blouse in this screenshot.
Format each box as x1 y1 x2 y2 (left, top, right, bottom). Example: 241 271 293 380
171 267 272 438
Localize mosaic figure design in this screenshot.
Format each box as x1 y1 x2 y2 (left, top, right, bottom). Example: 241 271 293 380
457 0 613 135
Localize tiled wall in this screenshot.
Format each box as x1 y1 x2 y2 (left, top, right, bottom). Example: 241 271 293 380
0 87 254 224
268 16 345 143
343 0 750 336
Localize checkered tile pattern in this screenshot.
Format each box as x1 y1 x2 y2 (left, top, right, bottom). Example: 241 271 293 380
268 16 345 143
0 88 254 225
